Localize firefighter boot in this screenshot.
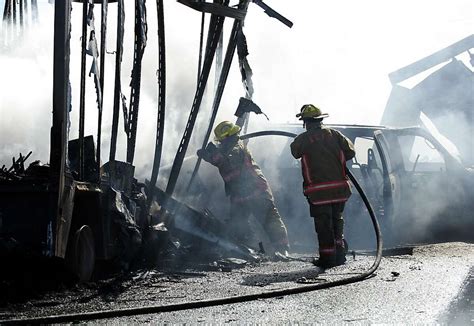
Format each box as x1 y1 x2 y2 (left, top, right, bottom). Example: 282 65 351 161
312 256 337 269
336 239 348 266
313 244 337 269
273 238 290 257
336 252 347 265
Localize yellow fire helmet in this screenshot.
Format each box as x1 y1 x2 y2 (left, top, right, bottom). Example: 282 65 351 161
214 121 241 141
296 104 329 120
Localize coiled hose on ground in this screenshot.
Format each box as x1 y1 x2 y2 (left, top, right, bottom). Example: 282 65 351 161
4 131 383 325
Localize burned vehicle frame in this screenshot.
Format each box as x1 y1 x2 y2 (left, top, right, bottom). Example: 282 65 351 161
238 123 474 248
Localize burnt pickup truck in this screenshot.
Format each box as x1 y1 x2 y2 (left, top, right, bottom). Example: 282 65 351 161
238 124 474 248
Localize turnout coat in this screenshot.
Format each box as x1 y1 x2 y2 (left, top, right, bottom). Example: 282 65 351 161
290 125 356 205
201 138 273 203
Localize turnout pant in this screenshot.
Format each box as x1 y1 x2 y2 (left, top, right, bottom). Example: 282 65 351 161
229 197 289 252
310 202 346 263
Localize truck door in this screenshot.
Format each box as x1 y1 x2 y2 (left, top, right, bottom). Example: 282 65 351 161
374 128 456 242
373 130 400 233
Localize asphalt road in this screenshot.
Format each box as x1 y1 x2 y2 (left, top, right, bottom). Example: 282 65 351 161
1 242 472 324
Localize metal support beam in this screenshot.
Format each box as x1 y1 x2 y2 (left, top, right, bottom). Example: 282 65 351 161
12 0 16 26
78 0 89 181
126 0 147 164
165 2 227 198
19 0 24 28
3 0 11 22
97 0 108 173
197 12 205 83
51 0 72 256
146 0 166 214
178 0 246 20
388 34 474 84
109 0 124 162
186 0 251 192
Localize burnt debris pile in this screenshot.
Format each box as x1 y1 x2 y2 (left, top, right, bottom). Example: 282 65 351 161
0 146 275 304
0 152 46 182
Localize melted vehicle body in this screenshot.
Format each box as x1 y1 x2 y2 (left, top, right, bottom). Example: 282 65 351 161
231 124 474 249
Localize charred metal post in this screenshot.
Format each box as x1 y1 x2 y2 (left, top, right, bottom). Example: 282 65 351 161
78 0 89 181
178 0 245 19
165 0 228 197
187 0 251 192
186 0 291 191
12 0 16 24
99 0 108 96
252 0 293 28
2 0 10 22
235 28 253 132
51 0 72 255
97 0 108 174
146 0 166 214
109 0 124 162
126 0 147 164
84 3 102 183
197 12 205 82
19 0 23 29
12 0 17 37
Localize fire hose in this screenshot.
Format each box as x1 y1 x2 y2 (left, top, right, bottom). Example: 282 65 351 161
4 131 382 325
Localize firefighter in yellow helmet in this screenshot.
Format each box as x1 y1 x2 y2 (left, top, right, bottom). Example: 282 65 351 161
290 105 355 268
197 121 290 254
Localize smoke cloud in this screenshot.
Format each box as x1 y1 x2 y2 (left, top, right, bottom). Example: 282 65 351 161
1 0 472 249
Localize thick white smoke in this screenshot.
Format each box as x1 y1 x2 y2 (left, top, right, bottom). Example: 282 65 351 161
2 0 472 171
1 0 472 249
0 1 53 165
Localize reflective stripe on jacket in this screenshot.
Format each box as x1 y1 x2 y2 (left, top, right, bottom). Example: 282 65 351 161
290 125 355 206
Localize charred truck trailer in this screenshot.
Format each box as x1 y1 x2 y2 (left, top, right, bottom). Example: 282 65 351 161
0 0 145 282
0 0 294 282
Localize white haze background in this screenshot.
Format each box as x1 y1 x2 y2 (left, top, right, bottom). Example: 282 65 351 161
0 0 472 179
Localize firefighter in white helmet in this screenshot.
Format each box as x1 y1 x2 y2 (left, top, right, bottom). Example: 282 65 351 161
290 104 355 268
197 121 290 255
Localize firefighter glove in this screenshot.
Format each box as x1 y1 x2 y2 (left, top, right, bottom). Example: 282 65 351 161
205 142 218 153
